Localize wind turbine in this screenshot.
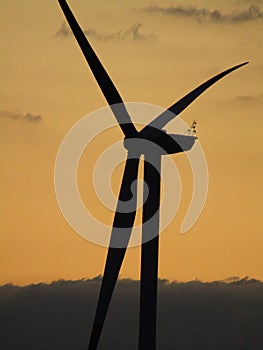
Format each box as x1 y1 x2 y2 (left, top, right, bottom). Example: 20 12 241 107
57 1 248 349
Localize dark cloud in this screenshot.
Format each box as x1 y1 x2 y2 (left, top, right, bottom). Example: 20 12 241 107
0 110 42 122
0 277 262 349
144 4 263 23
54 22 157 42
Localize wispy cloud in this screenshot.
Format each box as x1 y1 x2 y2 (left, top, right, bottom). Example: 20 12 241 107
144 4 263 23
237 0 263 4
235 94 263 102
0 110 42 122
236 95 254 101
0 277 262 349
54 22 157 42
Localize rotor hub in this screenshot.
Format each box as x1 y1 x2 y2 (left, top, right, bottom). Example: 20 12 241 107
124 127 197 155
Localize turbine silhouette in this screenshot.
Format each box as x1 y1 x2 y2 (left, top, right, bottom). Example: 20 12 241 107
57 1 248 349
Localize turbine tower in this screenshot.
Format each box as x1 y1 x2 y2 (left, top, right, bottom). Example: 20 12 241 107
57 1 248 349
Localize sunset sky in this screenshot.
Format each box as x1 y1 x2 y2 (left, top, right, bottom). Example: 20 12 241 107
1 0 262 285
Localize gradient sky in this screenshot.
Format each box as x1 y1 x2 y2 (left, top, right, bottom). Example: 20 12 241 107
1 0 262 285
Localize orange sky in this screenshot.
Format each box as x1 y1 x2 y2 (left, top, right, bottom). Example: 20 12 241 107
1 0 262 285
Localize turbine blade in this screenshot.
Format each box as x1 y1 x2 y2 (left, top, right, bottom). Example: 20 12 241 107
144 62 248 130
88 154 140 350
57 0 137 138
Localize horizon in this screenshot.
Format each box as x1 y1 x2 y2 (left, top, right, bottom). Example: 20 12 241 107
1 275 262 288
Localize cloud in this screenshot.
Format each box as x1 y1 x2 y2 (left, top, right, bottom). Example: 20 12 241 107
53 21 71 37
237 0 263 4
0 110 42 122
144 4 263 23
0 277 262 349
235 94 263 102
54 22 157 42
236 95 254 101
